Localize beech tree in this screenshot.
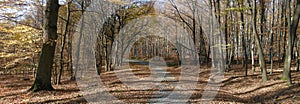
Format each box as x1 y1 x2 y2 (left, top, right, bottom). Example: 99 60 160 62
251 0 268 82
29 0 60 92
282 0 300 85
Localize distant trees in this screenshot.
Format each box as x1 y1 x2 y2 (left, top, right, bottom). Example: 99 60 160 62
93 0 300 84
205 0 300 83
167 0 209 64
94 1 156 72
1 0 300 89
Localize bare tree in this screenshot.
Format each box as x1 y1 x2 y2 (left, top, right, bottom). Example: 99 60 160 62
282 0 300 85
252 0 267 82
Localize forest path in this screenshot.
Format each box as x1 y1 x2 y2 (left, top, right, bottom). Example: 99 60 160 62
0 65 300 103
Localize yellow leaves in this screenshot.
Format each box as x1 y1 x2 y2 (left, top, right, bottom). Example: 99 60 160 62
1 25 39 35
0 52 17 58
119 3 156 23
0 24 42 55
1 25 41 45
0 26 9 33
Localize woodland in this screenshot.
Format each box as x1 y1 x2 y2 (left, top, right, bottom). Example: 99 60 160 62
0 0 300 103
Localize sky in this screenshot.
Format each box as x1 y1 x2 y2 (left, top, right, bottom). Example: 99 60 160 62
0 0 166 22
0 0 67 21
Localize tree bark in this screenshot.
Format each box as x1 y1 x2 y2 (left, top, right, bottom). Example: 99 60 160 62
269 0 275 75
239 0 248 76
29 0 60 92
252 0 268 82
295 41 299 72
57 1 71 85
278 0 286 68
282 0 300 85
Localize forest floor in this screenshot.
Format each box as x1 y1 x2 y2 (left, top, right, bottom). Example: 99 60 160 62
0 64 300 103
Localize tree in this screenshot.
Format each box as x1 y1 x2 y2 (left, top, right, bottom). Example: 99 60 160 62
238 0 248 76
94 1 156 72
282 0 300 85
252 0 267 82
166 0 208 64
29 0 60 92
57 0 72 85
269 0 276 75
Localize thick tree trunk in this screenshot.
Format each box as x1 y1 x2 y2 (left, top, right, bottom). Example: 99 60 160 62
29 0 60 92
68 32 73 80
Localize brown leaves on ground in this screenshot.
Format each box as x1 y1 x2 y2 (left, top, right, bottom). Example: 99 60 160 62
0 64 300 103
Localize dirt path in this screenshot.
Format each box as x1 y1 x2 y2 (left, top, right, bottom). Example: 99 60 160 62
0 65 299 103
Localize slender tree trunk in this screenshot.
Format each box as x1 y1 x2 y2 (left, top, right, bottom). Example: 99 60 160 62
283 0 300 85
105 35 110 71
72 0 85 80
228 8 235 69
224 1 229 69
209 0 216 68
251 29 255 73
95 35 102 75
295 41 299 72
252 0 268 82
235 12 240 65
278 0 286 68
282 0 288 63
269 0 275 75
29 0 60 92
57 1 71 85
239 0 248 76
259 0 265 52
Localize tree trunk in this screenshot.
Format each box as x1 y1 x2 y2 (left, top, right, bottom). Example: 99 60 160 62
105 36 111 71
282 0 300 85
29 0 60 92
269 0 275 75
239 0 248 76
252 0 268 82
259 0 265 52
251 31 255 73
68 31 73 80
209 0 216 68
72 0 86 80
57 1 71 85
295 41 299 72
96 36 102 75
278 0 286 68
224 1 229 69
